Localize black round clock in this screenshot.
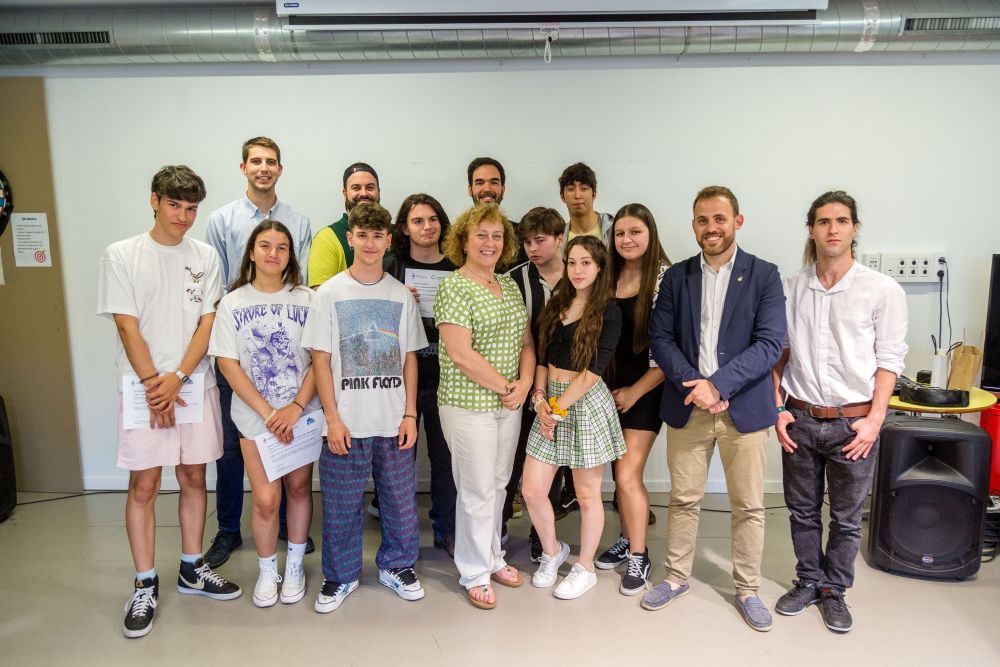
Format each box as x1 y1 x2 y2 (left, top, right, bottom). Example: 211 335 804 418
0 169 12 237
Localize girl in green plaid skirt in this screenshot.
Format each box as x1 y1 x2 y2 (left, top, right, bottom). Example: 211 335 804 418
521 236 626 600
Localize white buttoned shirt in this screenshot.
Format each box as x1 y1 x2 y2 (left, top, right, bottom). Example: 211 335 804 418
781 261 908 406
697 246 737 378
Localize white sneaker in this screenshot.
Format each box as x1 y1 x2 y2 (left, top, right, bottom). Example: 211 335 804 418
280 560 306 604
531 541 570 588
314 579 359 614
253 563 281 608
554 562 598 600
379 567 425 601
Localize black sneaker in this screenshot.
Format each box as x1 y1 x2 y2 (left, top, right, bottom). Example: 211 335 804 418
529 531 543 563
433 534 455 558
647 508 657 526
204 530 242 568
775 580 820 616
177 558 243 600
819 588 853 633
368 495 380 520
122 575 158 638
595 535 630 570
560 494 580 515
277 524 316 555
500 524 510 547
620 550 651 596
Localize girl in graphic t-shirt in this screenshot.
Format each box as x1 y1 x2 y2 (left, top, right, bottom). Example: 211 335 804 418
522 235 625 600
208 220 321 609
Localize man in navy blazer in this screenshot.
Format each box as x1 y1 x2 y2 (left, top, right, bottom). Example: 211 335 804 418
641 186 786 633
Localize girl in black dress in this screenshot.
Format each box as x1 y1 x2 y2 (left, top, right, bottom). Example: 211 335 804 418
596 203 672 596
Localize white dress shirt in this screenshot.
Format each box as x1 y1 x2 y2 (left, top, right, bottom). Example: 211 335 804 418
205 193 313 287
697 246 737 377
781 261 908 406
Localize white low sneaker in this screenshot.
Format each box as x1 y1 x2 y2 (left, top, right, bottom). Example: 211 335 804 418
554 562 598 600
280 560 306 604
253 564 282 608
532 541 570 588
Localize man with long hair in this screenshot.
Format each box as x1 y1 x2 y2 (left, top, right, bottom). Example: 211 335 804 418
771 191 907 633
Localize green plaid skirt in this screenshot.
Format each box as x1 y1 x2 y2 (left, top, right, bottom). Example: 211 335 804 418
526 378 626 469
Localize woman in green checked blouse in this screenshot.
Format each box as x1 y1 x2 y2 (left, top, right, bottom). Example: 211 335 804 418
434 203 534 610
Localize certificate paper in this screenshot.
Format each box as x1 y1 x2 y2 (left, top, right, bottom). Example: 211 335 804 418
253 411 324 483
404 268 451 319
122 373 205 430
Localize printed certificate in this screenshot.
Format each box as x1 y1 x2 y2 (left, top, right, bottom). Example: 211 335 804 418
404 268 451 318
122 373 205 430
253 411 324 482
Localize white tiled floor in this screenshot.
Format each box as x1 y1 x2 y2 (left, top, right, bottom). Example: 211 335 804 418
1 491 997 665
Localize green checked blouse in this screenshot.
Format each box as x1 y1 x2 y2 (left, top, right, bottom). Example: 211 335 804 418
434 272 529 411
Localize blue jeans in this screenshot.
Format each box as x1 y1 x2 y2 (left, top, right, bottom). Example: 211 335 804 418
781 407 879 592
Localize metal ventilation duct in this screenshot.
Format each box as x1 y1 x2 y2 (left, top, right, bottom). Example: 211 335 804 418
0 0 998 66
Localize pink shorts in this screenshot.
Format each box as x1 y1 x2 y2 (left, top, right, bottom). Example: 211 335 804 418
117 385 223 471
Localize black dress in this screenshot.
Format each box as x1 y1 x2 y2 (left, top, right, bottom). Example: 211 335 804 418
608 294 664 433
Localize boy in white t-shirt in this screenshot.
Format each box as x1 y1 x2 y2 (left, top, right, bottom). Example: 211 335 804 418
97 166 242 640
302 203 428 613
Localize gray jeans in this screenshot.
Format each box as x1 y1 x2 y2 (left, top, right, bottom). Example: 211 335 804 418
781 407 879 592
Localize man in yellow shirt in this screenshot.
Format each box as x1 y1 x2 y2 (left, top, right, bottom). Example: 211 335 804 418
308 163 380 288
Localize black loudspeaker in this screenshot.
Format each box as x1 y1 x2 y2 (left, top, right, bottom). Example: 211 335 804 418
869 414 993 580
0 395 16 522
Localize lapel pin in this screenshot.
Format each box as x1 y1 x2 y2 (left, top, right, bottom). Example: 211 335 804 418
737 275 744 282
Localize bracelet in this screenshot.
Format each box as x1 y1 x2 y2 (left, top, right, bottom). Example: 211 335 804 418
403 414 417 420
530 388 547 402
548 397 568 421
139 373 158 384
175 370 190 384
264 408 277 426
776 405 788 413
292 400 305 411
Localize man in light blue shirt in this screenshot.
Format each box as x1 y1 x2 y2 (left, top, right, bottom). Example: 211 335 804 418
204 136 313 568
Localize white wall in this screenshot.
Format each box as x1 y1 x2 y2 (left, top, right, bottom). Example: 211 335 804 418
42 62 1000 491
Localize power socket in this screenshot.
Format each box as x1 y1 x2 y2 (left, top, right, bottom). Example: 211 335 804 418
881 253 945 283
861 253 881 272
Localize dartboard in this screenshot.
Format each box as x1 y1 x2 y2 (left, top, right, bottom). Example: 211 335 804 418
0 169 12 237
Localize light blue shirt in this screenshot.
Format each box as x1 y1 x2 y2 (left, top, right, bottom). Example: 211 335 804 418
205 193 313 288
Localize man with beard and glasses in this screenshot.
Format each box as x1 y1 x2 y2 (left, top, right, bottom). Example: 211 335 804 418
643 186 785 633
308 162 381 288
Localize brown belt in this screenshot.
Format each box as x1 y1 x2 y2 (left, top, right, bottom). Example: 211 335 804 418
785 396 872 419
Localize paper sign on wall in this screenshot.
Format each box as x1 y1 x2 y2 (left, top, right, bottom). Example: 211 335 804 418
12 213 52 267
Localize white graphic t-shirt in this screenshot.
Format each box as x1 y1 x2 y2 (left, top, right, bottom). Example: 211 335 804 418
301 271 427 438
97 233 222 391
209 283 322 437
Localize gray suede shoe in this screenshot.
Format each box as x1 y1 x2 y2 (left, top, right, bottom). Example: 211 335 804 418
735 595 773 632
640 581 690 611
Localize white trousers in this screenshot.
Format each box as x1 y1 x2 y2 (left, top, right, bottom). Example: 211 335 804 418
439 404 522 588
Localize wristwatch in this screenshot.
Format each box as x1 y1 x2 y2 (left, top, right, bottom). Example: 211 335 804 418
175 370 190 384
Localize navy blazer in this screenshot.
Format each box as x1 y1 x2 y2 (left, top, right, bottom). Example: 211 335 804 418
649 247 786 433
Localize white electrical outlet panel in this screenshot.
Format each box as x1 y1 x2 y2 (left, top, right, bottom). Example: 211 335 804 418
881 253 945 283
861 253 881 272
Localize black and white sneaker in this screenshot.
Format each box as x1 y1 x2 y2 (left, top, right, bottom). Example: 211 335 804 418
620 551 651 596
595 535 630 570
314 579 359 613
379 567 425 601
177 558 243 600
123 575 158 638
529 531 543 563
